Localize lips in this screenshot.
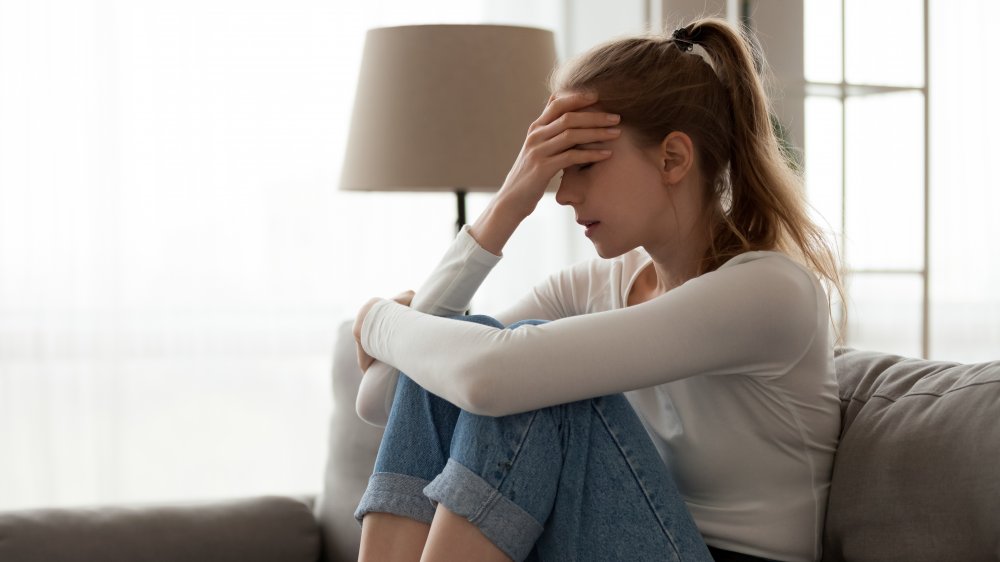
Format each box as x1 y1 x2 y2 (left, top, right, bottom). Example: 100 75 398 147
577 219 601 237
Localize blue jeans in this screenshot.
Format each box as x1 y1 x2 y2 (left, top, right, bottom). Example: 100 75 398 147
354 314 714 562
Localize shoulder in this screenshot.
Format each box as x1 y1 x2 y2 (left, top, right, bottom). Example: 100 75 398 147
699 251 829 364
719 250 809 272
719 251 821 289
705 250 827 316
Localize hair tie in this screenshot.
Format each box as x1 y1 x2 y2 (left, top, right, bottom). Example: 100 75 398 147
672 27 695 52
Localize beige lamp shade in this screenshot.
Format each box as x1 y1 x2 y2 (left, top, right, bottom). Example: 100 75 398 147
340 24 558 193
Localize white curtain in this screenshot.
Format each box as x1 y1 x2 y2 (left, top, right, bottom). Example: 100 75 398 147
928 0 1000 362
0 0 647 510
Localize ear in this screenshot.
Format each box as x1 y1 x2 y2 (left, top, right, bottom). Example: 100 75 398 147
657 131 695 186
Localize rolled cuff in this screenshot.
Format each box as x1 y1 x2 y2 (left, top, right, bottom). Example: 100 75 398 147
424 459 544 562
354 472 437 526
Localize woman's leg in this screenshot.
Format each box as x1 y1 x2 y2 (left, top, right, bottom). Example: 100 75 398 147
356 315 713 562
355 315 507 561
420 322 712 561
358 513 432 562
518 389 712 561
421 502 516 562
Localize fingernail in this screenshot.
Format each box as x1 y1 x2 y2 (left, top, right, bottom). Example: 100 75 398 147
600 150 612 155
607 114 621 123
584 91 598 100
606 127 621 134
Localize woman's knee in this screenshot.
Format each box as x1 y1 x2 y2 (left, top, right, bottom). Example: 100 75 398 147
392 314 507 403
447 314 548 331
449 313 505 329
505 318 548 330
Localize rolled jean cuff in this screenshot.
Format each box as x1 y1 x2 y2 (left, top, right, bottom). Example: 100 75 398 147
354 472 437 525
424 458 544 562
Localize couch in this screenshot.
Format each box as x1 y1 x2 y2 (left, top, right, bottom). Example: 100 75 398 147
1 320 997 562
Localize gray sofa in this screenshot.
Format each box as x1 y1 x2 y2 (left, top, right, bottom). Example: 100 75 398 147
1 320 997 562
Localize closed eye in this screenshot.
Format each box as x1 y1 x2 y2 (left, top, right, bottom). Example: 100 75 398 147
577 163 594 172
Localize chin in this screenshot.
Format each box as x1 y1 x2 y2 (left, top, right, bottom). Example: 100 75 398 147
592 242 631 260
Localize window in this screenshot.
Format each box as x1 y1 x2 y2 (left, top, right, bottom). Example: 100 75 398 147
803 0 928 358
800 0 998 362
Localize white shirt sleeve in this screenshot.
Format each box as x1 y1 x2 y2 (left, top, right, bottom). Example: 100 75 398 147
356 226 503 425
356 226 600 425
361 251 821 417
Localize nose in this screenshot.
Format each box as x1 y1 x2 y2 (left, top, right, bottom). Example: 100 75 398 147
555 173 581 207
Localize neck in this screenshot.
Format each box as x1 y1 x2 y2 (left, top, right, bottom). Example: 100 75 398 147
642 216 713 295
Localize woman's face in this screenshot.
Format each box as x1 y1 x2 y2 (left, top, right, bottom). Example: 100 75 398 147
555 126 686 259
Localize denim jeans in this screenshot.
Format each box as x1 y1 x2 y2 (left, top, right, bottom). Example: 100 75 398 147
354 314 714 562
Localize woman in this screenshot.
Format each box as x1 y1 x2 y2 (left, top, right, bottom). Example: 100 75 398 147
351 17 843 562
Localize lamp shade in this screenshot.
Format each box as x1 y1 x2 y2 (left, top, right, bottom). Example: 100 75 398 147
340 24 558 193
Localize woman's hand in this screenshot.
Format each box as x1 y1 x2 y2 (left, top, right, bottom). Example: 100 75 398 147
353 290 415 373
465 91 622 256
495 91 621 216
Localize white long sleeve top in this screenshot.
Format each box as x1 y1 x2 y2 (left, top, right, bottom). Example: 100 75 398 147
358 226 840 562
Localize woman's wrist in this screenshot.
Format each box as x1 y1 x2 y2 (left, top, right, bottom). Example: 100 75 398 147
468 193 532 256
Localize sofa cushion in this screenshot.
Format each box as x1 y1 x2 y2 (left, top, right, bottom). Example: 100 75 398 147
824 348 1000 562
0 495 319 562
314 320 383 562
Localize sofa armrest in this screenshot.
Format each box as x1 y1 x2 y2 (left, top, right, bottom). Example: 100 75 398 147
0 495 320 562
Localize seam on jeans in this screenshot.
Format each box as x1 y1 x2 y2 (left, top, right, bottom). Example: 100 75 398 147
592 398 683 557
468 488 503 525
493 410 540 492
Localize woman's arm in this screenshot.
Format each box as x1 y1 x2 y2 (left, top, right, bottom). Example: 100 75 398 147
354 226 504 425
355 91 621 424
354 226 590 425
361 253 823 417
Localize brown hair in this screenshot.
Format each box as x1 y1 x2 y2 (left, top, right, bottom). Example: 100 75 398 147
551 17 845 335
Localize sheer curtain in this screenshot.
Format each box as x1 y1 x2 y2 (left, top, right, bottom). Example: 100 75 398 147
928 0 1000 362
0 0 647 510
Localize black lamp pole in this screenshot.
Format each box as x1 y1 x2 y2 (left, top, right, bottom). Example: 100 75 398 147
455 190 467 235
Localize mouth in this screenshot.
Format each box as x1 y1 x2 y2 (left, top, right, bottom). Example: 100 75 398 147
577 219 601 237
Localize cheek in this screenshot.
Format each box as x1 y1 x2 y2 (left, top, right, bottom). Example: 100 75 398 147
615 170 664 204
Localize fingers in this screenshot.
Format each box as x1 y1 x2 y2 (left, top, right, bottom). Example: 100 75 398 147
536 91 599 127
529 93 621 157
540 108 622 134
533 107 621 144
538 125 621 153
356 341 374 373
525 123 619 173
556 147 614 170
391 290 415 307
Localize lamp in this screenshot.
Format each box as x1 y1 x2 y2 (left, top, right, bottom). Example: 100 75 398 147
339 24 558 234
